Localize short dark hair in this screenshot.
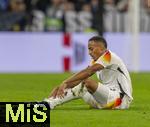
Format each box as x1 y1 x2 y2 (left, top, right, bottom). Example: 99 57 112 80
88 36 107 48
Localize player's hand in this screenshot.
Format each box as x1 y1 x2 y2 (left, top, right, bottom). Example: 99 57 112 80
48 86 59 98
57 83 67 98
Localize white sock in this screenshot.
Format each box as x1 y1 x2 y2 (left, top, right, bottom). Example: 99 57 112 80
44 88 79 109
82 92 102 109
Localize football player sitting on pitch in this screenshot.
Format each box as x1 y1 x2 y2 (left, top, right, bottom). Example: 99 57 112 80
43 36 133 109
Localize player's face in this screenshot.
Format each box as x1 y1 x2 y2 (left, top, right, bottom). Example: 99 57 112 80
88 41 105 61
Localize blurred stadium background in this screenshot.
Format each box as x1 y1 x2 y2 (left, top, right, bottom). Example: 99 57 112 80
0 0 150 73
0 0 150 127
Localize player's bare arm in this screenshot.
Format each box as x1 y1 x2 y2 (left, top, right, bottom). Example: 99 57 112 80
57 63 104 98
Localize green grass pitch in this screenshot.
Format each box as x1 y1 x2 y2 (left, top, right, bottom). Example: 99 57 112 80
0 73 150 127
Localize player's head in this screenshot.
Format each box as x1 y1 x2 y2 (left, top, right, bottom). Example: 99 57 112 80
88 36 107 61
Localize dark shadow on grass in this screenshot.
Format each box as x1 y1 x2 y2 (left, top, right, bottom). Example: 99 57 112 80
54 106 91 111
51 106 146 112
50 102 147 111
52 106 133 111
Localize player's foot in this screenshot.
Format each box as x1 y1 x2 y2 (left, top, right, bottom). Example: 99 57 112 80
43 98 55 109
34 101 50 109
27 101 51 109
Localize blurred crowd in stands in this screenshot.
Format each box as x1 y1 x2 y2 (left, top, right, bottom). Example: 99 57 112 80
0 0 150 33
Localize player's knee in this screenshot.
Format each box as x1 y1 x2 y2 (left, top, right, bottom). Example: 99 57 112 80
83 79 97 93
83 79 92 88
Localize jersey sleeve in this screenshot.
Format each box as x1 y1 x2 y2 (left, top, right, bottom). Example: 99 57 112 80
95 50 111 68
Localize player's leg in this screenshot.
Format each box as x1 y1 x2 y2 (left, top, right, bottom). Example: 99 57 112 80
45 78 123 109
81 78 103 108
44 78 109 109
83 78 99 94
81 91 102 109
85 80 121 109
83 78 110 105
43 83 84 109
44 79 102 109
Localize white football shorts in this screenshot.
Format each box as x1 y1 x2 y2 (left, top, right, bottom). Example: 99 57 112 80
92 83 121 109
